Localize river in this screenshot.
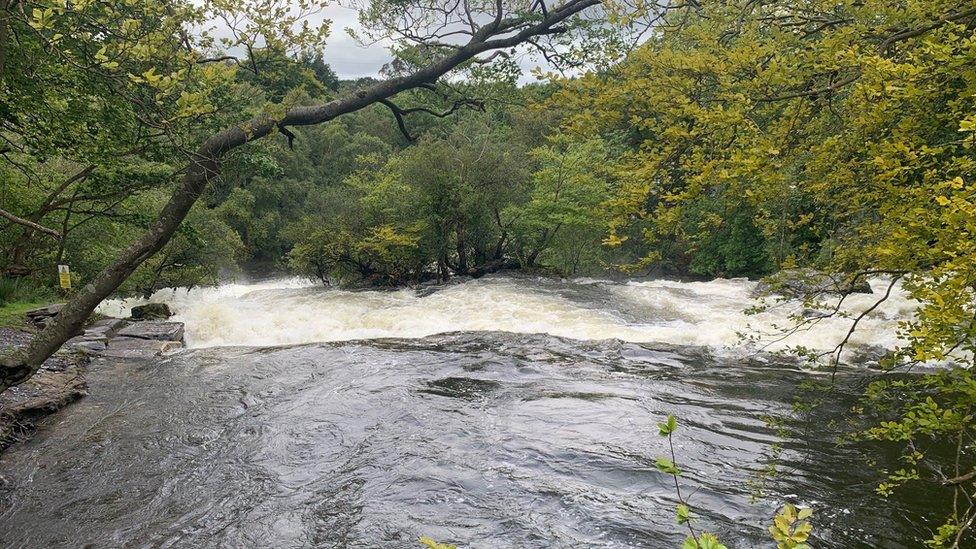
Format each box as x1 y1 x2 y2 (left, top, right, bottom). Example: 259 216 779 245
0 275 937 547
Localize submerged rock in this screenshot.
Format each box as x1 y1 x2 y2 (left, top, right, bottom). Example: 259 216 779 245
753 269 873 299
102 336 182 357
130 302 172 321
801 308 831 319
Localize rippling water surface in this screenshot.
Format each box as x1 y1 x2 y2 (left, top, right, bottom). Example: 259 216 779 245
0 276 936 547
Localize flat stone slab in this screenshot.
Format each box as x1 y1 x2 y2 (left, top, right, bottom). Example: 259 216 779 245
99 337 182 358
84 317 127 338
106 336 182 352
116 322 184 342
66 337 108 353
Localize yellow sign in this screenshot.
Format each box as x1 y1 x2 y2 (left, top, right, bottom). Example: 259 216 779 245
58 264 71 290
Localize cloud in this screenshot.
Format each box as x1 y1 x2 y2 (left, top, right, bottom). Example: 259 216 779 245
317 6 549 83
318 6 392 79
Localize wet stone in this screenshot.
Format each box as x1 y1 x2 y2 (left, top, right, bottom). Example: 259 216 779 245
106 336 182 354
85 317 127 338
116 322 184 342
130 303 172 321
66 337 108 353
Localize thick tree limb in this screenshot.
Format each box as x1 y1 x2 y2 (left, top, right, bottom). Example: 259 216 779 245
0 208 61 239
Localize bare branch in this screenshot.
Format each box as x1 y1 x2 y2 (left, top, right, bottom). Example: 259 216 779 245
0 208 61 239
378 99 415 141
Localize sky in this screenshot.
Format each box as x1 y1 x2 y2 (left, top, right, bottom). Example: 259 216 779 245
315 6 393 79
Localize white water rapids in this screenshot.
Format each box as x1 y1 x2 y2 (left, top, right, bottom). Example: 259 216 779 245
97 275 916 355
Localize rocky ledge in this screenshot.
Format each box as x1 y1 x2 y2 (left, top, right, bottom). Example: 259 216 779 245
23 302 187 359
752 268 873 299
65 317 185 359
0 327 88 450
1 307 186 450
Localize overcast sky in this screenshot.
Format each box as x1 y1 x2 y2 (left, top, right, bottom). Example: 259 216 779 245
316 6 392 79
315 5 549 82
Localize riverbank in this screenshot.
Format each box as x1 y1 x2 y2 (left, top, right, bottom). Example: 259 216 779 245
0 304 187 452
0 327 88 451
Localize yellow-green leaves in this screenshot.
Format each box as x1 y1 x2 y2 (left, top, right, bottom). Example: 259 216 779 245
29 7 55 30
676 503 690 525
418 536 456 549
682 532 728 549
768 504 813 549
659 414 678 436
655 457 681 476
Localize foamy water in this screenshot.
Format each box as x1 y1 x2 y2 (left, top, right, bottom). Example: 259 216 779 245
97 275 917 355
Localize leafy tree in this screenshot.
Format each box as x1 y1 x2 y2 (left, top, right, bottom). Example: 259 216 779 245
559 1 976 544
506 136 614 274
1 0 623 391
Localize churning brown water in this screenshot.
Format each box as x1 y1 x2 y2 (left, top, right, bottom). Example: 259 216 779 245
0 277 937 547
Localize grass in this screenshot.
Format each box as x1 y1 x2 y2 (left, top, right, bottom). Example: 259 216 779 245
0 278 58 329
0 299 55 329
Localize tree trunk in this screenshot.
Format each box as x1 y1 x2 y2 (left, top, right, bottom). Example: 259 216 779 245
456 228 468 274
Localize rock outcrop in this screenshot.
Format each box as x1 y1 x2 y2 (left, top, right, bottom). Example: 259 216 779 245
0 328 88 450
130 302 172 320
25 303 65 329
753 269 873 299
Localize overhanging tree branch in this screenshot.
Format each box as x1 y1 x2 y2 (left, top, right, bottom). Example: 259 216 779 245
759 7 976 102
0 208 61 240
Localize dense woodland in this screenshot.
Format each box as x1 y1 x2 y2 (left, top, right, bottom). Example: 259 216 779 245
2 0 976 546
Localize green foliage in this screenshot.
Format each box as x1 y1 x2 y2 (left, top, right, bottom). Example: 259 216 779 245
284 95 622 285
0 278 57 328
659 415 816 549
658 414 677 436
506 136 615 273
682 533 727 549
768 504 813 549
1 0 340 295
559 2 976 544
0 278 54 309
655 413 727 548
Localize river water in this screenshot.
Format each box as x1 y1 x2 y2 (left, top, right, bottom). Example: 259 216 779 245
0 276 938 547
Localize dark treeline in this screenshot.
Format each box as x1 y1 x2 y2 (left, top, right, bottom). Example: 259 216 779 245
1 71 626 292
1 70 773 294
